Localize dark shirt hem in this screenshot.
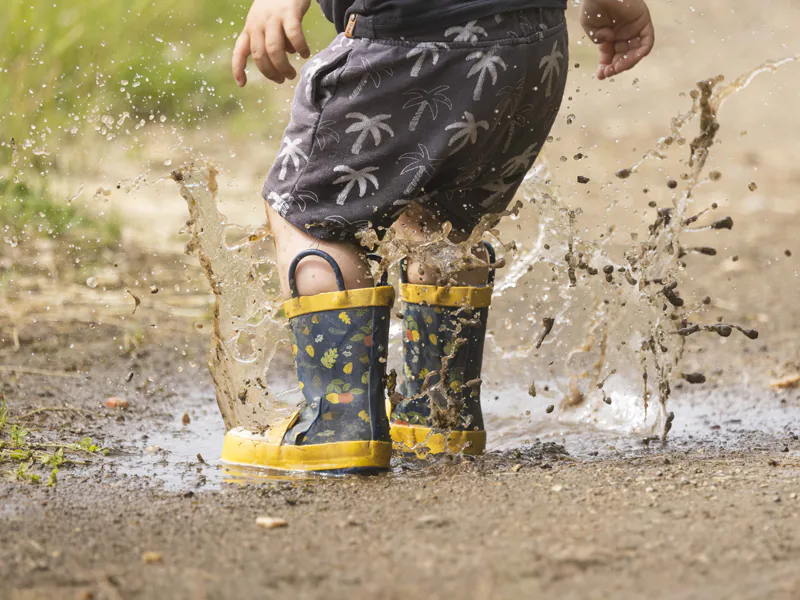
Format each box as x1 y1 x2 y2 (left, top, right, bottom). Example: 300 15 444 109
326 0 567 36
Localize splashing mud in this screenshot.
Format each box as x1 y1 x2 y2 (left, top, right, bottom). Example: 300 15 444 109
174 58 797 445
172 166 294 430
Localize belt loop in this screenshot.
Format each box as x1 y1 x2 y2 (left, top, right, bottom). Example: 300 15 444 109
538 8 545 40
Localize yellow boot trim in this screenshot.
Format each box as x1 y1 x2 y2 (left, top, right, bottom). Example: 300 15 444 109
284 286 395 319
221 427 392 472
390 423 486 456
399 283 492 309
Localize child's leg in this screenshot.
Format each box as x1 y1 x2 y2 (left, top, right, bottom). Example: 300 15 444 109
391 205 490 287
267 203 372 297
269 202 490 296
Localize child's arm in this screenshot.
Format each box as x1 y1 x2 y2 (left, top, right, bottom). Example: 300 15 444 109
580 0 655 80
232 0 312 87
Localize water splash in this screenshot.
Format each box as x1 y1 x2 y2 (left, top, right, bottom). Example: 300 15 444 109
174 58 797 443
172 164 294 431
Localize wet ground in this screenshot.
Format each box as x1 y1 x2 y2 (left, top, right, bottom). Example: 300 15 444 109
1 299 799 600
4 2 800 598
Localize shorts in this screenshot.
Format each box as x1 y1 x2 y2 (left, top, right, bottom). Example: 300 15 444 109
263 7 569 242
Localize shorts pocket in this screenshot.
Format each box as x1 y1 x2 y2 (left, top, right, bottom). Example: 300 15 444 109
303 44 355 110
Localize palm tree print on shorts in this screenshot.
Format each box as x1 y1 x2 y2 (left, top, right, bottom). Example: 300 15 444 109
406 42 448 77
496 79 534 152
400 144 442 196
315 120 340 151
262 11 570 243
502 143 540 177
268 189 319 217
466 46 507 101
445 111 489 154
444 21 488 43
539 40 564 98
403 86 453 132
332 165 380 205
479 178 515 208
277 137 308 181
345 112 395 155
349 57 393 101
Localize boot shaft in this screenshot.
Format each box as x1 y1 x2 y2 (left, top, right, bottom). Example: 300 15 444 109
283 250 394 446
394 243 495 433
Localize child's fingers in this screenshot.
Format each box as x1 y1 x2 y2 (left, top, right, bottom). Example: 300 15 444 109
232 32 251 87
595 40 614 80
609 48 642 76
266 20 296 80
252 28 283 83
611 31 654 76
284 17 311 59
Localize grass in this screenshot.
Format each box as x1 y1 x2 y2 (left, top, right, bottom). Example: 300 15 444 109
1 0 335 173
0 0 335 246
0 395 106 486
0 178 121 247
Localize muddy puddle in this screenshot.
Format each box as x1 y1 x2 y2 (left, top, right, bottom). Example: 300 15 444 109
106 377 798 491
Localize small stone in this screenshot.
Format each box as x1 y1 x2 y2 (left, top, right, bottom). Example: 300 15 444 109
511 463 522 473
125 371 134 383
142 551 163 564
150 285 159 294
667 179 678 189
417 514 449 528
769 374 800 390
546 405 554 414
748 182 757 192
105 396 129 409
551 484 563 493
182 412 191 425
256 516 288 529
577 175 590 184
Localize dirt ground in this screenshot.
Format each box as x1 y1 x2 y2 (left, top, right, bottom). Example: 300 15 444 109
3 1 800 599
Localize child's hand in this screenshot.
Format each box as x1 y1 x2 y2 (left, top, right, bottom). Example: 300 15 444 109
232 0 312 86
579 0 654 80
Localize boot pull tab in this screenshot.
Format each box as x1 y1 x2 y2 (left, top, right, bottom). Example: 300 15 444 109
481 241 497 286
366 253 389 287
288 249 347 298
399 242 497 286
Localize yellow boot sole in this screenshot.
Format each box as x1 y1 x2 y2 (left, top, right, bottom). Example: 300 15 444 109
390 423 486 456
221 427 392 473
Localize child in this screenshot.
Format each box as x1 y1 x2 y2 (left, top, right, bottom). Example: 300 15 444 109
221 0 654 472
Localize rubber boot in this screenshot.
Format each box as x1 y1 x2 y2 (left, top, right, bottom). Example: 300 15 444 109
222 250 395 473
390 243 495 456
